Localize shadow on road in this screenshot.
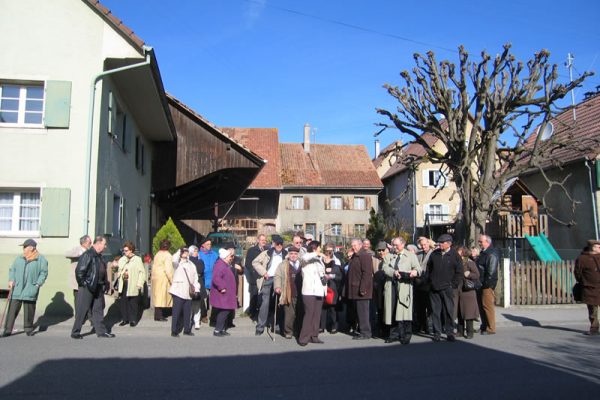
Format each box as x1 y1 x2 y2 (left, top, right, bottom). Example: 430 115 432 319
501 313 584 333
34 291 73 333
1 339 598 399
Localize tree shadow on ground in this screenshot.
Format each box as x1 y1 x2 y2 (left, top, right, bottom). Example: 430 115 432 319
501 313 584 333
34 292 73 333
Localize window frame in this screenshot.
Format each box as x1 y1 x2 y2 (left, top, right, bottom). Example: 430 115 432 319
0 190 41 236
291 196 304 210
330 196 342 210
0 82 45 127
331 223 342 236
423 169 446 188
353 196 366 210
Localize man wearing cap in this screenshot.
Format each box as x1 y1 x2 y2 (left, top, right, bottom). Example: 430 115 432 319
574 239 600 336
2 239 48 337
252 234 287 335
426 234 463 342
274 246 303 338
477 234 500 335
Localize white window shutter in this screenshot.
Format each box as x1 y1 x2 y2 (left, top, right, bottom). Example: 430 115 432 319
422 170 429 187
442 204 450 221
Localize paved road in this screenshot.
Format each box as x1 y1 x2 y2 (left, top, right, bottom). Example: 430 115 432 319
1 306 599 399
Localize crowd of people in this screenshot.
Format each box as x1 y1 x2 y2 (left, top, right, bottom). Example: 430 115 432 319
2 232 599 342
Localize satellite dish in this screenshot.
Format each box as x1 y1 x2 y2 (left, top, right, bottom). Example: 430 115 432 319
540 122 554 140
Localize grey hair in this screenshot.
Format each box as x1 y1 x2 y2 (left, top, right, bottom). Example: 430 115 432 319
80 235 91 245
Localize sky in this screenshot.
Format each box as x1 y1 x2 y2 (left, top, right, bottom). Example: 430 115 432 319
100 0 600 158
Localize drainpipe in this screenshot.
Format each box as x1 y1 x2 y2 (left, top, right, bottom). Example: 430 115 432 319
83 46 153 235
585 159 599 240
412 169 417 242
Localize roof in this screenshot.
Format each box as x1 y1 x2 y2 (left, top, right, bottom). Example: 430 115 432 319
84 0 145 51
382 133 439 180
220 127 283 189
279 143 383 189
523 94 600 166
372 140 402 169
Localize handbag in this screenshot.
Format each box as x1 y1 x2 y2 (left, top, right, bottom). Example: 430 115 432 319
183 268 199 299
573 282 583 302
463 278 482 291
325 287 335 305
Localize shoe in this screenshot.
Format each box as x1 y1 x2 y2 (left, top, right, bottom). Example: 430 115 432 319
70 333 83 339
119 321 129 326
447 335 456 342
311 338 324 344
400 338 411 345
213 331 230 337
384 338 397 344
154 318 168 322
433 334 442 342
171 333 179 338
352 335 370 340
319 329 325 333
298 342 308 347
480 331 496 335
201 317 209 324
0 332 10 338
98 333 116 338
129 321 137 327
284 334 293 339
228 323 236 328
583 331 600 336
255 329 264 336
26 331 35 337
330 329 338 334
183 332 194 336
194 324 200 330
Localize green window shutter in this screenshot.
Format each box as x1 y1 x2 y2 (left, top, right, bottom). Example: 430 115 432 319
40 188 71 237
104 187 114 235
44 81 72 128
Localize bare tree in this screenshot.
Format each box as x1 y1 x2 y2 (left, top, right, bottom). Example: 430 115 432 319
377 44 595 246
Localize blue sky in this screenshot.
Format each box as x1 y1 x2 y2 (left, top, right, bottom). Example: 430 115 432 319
101 0 600 157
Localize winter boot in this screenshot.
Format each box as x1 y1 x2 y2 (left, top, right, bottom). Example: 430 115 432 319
466 320 474 339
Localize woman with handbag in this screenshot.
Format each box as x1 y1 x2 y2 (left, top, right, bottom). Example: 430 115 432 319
116 242 146 327
210 248 238 337
456 246 480 339
319 242 343 334
168 247 199 337
298 241 327 346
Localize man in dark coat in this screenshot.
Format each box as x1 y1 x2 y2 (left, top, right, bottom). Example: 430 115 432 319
477 234 499 335
346 238 374 340
574 239 600 336
244 234 268 321
426 234 462 342
70 236 114 339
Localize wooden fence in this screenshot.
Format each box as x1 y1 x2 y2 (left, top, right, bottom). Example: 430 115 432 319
509 260 576 305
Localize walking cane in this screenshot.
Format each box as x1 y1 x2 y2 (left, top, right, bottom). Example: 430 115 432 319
0 285 13 333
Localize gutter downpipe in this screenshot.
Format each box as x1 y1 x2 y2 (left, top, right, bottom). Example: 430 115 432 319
412 169 417 243
585 159 599 240
83 48 153 235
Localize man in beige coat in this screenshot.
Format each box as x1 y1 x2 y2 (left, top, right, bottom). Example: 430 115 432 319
151 239 174 321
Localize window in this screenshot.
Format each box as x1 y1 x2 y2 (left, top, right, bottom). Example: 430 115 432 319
422 169 446 188
331 223 342 236
112 194 124 238
0 83 44 125
330 196 342 210
135 136 145 174
293 224 303 232
353 197 366 210
292 196 304 210
424 203 449 223
0 190 41 234
354 224 365 237
305 223 316 237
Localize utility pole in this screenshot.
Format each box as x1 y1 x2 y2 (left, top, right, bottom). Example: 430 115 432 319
566 53 577 121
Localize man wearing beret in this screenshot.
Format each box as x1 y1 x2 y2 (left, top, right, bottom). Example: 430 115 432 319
2 239 48 337
426 234 462 342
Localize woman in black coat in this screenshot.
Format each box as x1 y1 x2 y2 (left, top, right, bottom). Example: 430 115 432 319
320 242 343 334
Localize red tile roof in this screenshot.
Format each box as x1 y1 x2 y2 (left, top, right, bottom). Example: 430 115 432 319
280 143 383 188
522 94 600 167
84 0 145 51
382 133 439 180
221 128 283 189
372 140 402 169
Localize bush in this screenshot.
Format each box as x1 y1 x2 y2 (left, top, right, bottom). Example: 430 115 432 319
152 217 186 255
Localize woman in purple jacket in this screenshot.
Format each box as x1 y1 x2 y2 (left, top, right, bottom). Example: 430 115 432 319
210 248 238 337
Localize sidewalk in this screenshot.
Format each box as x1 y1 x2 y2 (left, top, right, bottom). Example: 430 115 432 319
495 304 587 328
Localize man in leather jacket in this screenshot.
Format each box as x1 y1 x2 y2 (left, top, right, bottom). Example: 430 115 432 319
70 236 115 339
477 234 499 335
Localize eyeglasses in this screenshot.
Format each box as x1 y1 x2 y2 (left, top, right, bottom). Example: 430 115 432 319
376 249 386 252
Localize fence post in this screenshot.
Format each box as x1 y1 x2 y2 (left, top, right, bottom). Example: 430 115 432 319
502 258 511 308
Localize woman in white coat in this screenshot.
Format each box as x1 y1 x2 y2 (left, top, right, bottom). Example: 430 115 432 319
298 241 327 346
169 247 199 337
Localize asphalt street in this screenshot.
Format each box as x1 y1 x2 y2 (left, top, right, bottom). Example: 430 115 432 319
1 305 599 399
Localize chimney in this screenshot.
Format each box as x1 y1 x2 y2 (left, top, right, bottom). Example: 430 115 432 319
375 139 381 158
303 123 310 153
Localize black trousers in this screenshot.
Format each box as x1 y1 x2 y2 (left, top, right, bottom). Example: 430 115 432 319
430 286 455 336
172 295 192 334
119 280 140 323
299 295 324 344
71 286 108 336
3 299 36 334
213 308 232 332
